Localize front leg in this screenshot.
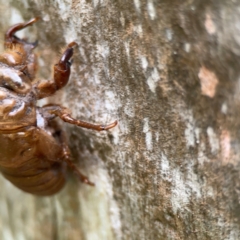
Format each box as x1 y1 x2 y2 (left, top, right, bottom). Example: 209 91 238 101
5 17 40 47
34 42 77 99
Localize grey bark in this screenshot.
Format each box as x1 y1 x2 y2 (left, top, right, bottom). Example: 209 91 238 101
0 0 240 240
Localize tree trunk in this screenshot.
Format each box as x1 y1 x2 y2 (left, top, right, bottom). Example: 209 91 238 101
1 0 240 239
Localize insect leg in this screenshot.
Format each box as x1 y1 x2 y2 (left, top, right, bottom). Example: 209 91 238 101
42 104 118 131
62 154 95 186
34 42 77 99
53 42 77 90
5 17 40 46
50 120 94 186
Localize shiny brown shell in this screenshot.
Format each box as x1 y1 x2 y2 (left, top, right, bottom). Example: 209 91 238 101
0 17 117 196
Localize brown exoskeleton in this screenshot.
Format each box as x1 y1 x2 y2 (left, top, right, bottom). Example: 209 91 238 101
0 17 117 196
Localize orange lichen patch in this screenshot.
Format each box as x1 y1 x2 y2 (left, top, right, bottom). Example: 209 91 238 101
205 13 216 35
198 66 219 98
220 130 231 164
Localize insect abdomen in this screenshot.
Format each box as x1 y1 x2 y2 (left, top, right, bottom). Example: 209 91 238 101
1 160 66 196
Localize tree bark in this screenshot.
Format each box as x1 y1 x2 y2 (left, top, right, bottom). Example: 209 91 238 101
1 0 240 239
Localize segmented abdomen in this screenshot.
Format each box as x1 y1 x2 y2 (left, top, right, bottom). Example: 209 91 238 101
0 158 66 196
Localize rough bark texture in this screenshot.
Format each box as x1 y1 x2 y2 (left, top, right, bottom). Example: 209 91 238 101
1 0 240 239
